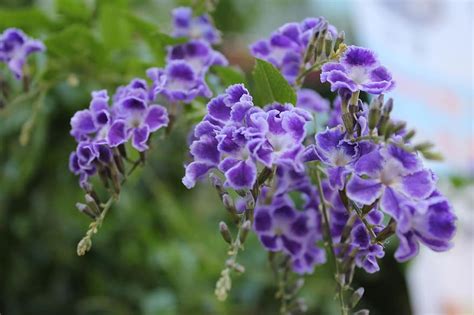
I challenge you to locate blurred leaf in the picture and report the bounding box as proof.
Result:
[127,13,186,66]
[55,0,92,22]
[99,4,131,49]
[44,25,105,79]
[212,65,246,86]
[250,59,296,106]
[0,8,54,31]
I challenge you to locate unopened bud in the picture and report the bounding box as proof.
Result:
[342,112,355,133]
[233,263,245,273]
[414,142,434,151]
[351,287,365,308]
[384,121,395,140]
[222,194,236,213]
[368,105,381,131]
[383,98,394,114]
[85,194,101,215]
[392,121,406,134]
[210,173,224,194]
[324,33,333,57]
[118,143,127,159]
[219,221,232,244]
[76,202,97,219]
[403,129,416,142]
[239,220,251,244]
[315,25,328,59]
[334,31,345,52]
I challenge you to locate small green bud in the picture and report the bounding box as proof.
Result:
[76,202,97,219]
[392,121,406,134]
[383,98,394,114]
[351,287,365,308]
[324,33,334,57]
[239,220,251,244]
[368,105,381,130]
[334,31,345,52]
[85,194,101,216]
[219,221,232,244]
[342,112,355,133]
[403,129,416,142]
[413,142,434,151]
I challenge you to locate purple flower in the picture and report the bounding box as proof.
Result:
[107,79,169,151]
[69,141,112,188]
[296,88,330,114]
[250,18,336,84]
[394,191,456,262]
[346,144,435,218]
[147,61,212,103]
[182,84,311,190]
[172,7,221,44]
[253,193,315,257]
[291,234,326,275]
[321,45,395,95]
[167,40,227,75]
[70,90,112,142]
[0,28,45,79]
[312,126,358,190]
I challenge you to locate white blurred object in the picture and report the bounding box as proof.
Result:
[352,0,474,175]
[352,1,474,314]
[407,183,474,315]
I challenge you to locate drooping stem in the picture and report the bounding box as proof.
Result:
[313,166,349,315]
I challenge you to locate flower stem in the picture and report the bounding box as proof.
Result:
[313,166,349,315]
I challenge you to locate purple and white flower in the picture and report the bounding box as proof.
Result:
[394,191,456,262]
[172,7,221,44]
[147,61,212,103]
[321,45,395,95]
[167,40,227,75]
[250,18,336,84]
[182,84,311,190]
[0,28,45,79]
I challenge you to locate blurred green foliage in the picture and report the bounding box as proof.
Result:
[0,1,414,314]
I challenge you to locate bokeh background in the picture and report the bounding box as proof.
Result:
[0,0,472,314]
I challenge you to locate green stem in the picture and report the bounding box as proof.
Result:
[313,166,348,315]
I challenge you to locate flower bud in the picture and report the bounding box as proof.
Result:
[334,31,345,52]
[392,121,406,134]
[414,142,434,151]
[210,173,224,194]
[76,202,97,219]
[315,25,328,60]
[383,98,394,114]
[351,287,365,308]
[342,112,355,133]
[219,221,232,244]
[403,129,416,142]
[239,220,251,244]
[324,33,334,57]
[85,194,101,216]
[222,194,236,213]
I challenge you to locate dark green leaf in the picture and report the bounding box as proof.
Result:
[250,59,296,106]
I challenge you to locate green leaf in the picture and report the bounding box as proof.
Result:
[99,4,131,49]
[250,59,296,106]
[212,65,246,86]
[0,8,55,32]
[126,13,187,67]
[55,0,92,22]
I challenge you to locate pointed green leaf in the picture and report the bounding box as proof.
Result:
[250,59,296,106]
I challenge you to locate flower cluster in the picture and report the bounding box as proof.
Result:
[183,14,457,313]
[250,17,337,84]
[0,28,45,79]
[172,7,221,45]
[69,78,169,189]
[147,7,227,104]
[182,84,310,190]
[254,169,326,275]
